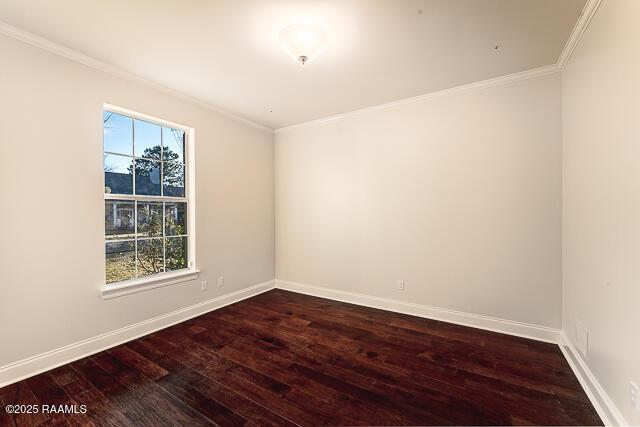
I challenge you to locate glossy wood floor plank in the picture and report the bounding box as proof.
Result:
[0,289,601,426]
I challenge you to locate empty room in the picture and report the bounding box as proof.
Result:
[0,0,638,425]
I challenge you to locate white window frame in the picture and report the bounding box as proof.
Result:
[100,104,198,299]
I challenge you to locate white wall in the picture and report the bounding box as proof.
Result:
[562,1,640,424]
[4,6,638,422]
[0,34,274,367]
[275,73,563,328]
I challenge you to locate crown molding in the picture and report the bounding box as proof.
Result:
[2,0,601,135]
[557,0,602,70]
[0,21,273,133]
[275,0,601,134]
[276,63,561,133]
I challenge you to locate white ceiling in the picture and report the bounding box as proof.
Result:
[0,0,586,129]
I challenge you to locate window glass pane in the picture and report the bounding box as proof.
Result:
[104,154,133,194]
[105,200,135,239]
[134,119,161,159]
[106,241,135,283]
[137,202,163,237]
[163,161,185,197]
[165,202,187,236]
[136,238,164,277]
[165,236,188,271]
[103,109,191,284]
[103,112,132,156]
[135,158,161,195]
[162,127,184,163]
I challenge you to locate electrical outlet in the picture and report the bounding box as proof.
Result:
[200,281,207,292]
[397,280,405,291]
[217,276,224,287]
[630,381,638,409]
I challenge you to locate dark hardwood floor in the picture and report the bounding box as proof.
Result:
[0,289,601,426]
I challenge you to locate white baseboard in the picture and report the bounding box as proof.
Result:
[1,277,623,427]
[274,280,628,425]
[558,331,627,426]
[0,280,275,388]
[274,279,561,344]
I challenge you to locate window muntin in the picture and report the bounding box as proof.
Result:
[104,153,134,195]
[103,112,133,155]
[105,200,135,239]
[103,109,190,284]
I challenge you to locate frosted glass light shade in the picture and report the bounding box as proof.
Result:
[278,24,327,65]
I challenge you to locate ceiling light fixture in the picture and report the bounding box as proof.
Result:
[278,24,328,65]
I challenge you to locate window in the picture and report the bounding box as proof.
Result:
[103,106,193,285]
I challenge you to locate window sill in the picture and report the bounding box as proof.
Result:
[100,269,200,299]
